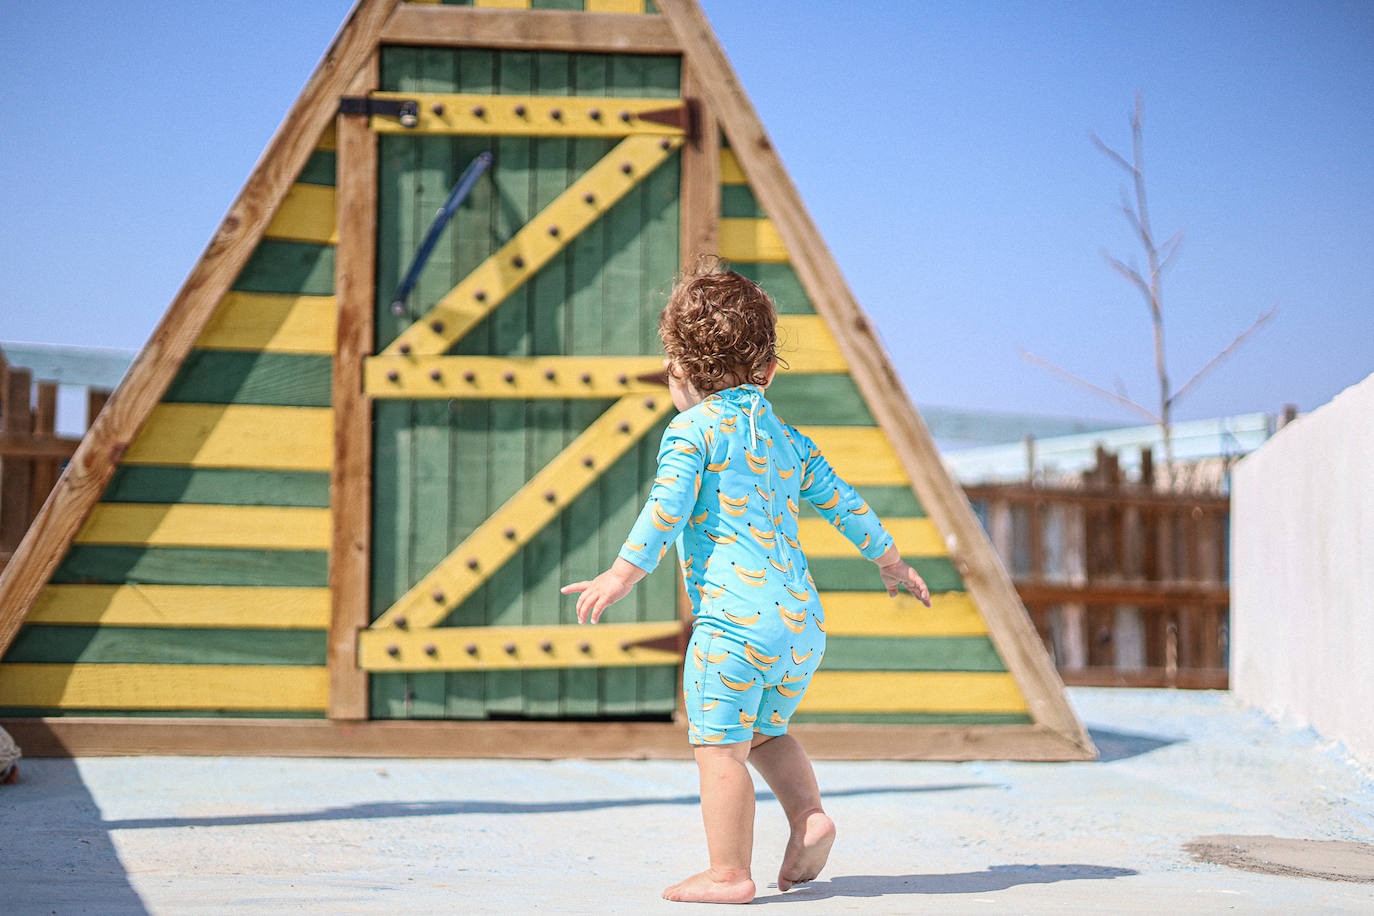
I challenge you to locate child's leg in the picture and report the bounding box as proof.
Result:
[749,734,836,891]
[661,742,757,904]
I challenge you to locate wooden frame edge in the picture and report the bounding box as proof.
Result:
[2,718,1094,761]
[654,0,1095,758]
[0,0,402,660]
[327,55,381,720]
[381,5,680,54]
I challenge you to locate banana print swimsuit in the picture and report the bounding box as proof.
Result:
[618,383,893,745]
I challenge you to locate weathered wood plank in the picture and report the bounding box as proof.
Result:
[0,664,327,710]
[6,626,326,666]
[264,183,339,244]
[359,620,681,672]
[194,292,337,355]
[122,405,333,472]
[52,546,328,588]
[163,351,333,406]
[802,671,1027,714]
[821,591,986,637]
[718,217,787,262]
[820,635,1007,672]
[102,467,331,507]
[75,503,332,551]
[381,5,680,54]
[29,584,330,628]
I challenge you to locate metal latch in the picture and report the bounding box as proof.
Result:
[339,96,420,128]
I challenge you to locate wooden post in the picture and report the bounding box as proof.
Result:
[0,368,33,554]
[30,382,59,524]
[328,54,380,721]
[679,59,719,267]
[1058,501,1088,669]
[86,388,110,429]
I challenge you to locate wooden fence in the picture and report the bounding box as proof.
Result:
[965,447,1230,689]
[0,350,108,568]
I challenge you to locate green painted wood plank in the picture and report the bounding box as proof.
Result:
[232,240,334,297]
[721,184,766,219]
[768,374,875,426]
[102,467,331,507]
[819,636,1007,672]
[730,262,813,314]
[808,556,964,592]
[6,626,326,666]
[298,149,337,187]
[162,351,332,407]
[53,547,328,588]
[533,0,582,10]
[791,711,1034,726]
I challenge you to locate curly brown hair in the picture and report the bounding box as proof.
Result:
[659,266,780,394]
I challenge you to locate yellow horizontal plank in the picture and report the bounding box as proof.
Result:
[264,183,338,245]
[388,134,683,357]
[359,621,680,672]
[720,218,788,263]
[474,0,530,8]
[366,356,665,399]
[375,395,674,629]
[586,0,646,12]
[76,504,332,551]
[317,122,337,152]
[0,664,327,711]
[776,315,847,373]
[123,405,333,472]
[796,517,943,558]
[802,671,1027,714]
[720,148,746,184]
[195,292,337,354]
[369,92,685,136]
[30,585,330,629]
[820,591,988,637]
[793,426,909,487]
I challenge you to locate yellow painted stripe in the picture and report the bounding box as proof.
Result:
[195,292,337,354]
[474,0,530,8]
[586,0,647,13]
[388,135,683,357]
[720,148,746,184]
[802,671,1027,714]
[366,355,666,399]
[375,395,674,629]
[820,591,988,637]
[360,621,680,672]
[317,122,337,152]
[124,405,333,472]
[796,517,943,558]
[0,664,327,711]
[720,218,788,262]
[76,504,332,551]
[264,183,337,245]
[794,426,909,487]
[30,585,330,628]
[776,315,846,372]
[369,93,686,137]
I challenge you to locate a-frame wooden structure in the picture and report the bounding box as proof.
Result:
[0,0,1093,761]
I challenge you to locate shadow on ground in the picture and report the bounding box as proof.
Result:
[0,759,149,914]
[753,864,1139,902]
[102,782,999,830]
[1087,726,1182,762]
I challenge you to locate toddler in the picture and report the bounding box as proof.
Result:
[562,267,930,904]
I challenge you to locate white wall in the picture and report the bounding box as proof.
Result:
[1232,372,1374,767]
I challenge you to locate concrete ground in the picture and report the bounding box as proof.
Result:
[3,688,1373,915]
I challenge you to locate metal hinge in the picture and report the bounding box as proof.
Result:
[339,96,420,128]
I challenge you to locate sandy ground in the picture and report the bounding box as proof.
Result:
[3,688,1374,915]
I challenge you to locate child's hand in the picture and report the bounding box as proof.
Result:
[876,553,932,606]
[561,558,645,623]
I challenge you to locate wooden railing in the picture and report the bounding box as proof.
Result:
[0,350,108,568]
[965,447,1230,689]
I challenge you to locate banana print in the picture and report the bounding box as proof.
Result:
[744,450,768,473]
[791,647,814,665]
[800,469,816,491]
[669,418,692,429]
[718,416,737,432]
[813,615,827,633]
[706,455,731,472]
[778,603,808,634]
[719,671,756,692]
[778,465,795,479]
[769,711,787,727]
[733,564,768,587]
[696,582,725,600]
[625,540,646,552]
[775,681,804,698]
[852,500,871,515]
[654,474,678,486]
[690,509,708,525]
[815,488,841,511]
[859,533,871,550]
[706,530,738,545]
[787,496,800,518]
[721,608,760,626]
[719,491,749,516]
[782,531,802,549]
[768,557,792,574]
[701,699,719,711]
[672,442,699,454]
[755,484,770,501]
[748,523,776,549]
[703,427,715,450]
[651,504,683,531]
[784,583,811,601]
[692,645,706,670]
[739,709,758,728]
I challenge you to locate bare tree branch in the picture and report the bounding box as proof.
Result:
[1020,349,1162,423]
[1168,305,1279,406]
[1157,229,1184,272]
[1102,252,1151,298]
[1090,131,1135,174]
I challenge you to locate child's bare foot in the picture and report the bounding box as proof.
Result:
[778,809,835,891]
[661,867,755,904]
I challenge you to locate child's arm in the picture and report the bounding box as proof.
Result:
[789,425,932,606]
[561,413,707,623]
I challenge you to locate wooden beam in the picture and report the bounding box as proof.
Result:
[0,368,33,553]
[365,93,687,136]
[656,0,1094,757]
[380,4,680,55]
[0,434,81,461]
[680,59,720,264]
[0,0,401,661]
[328,54,379,721]
[1015,579,1230,607]
[1,718,1095,761]
[358,620,682,672]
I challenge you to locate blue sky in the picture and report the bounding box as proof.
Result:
[2,1,1370,426]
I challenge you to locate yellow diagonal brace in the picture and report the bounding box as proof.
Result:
[358,621,681,672]
[372,393,675,630]
[368,93,687,137]
[384,134,684,357]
